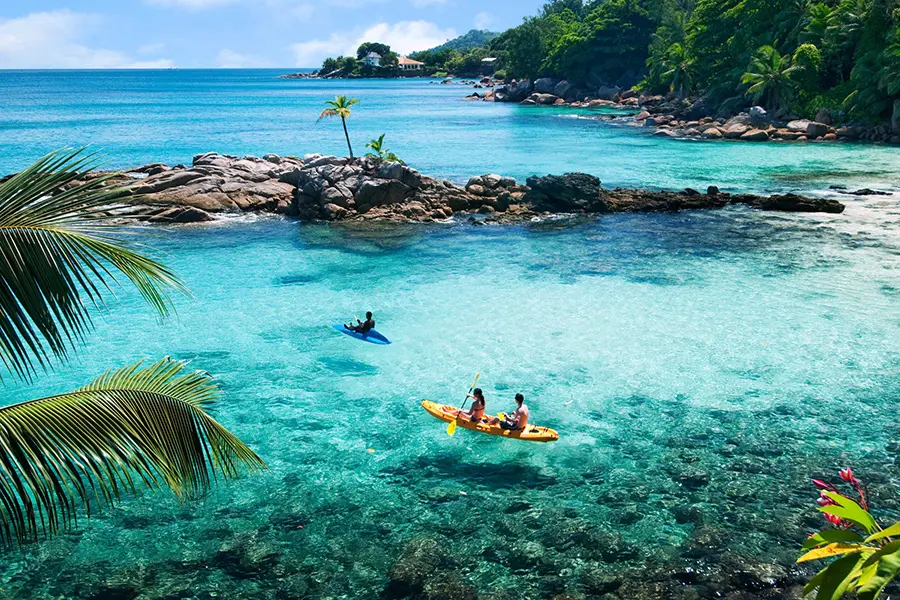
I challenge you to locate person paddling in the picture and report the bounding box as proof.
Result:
[346,312,375,334]
[462,388,486,422]
[499,393,529,431]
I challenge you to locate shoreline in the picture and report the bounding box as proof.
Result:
[464,78,900,146]
[101,153,847,226]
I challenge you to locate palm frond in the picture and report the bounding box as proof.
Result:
[0,148,188,382]
[318,108,338,122]
[0,357,265,548]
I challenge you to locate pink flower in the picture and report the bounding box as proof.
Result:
[812,479,832,490]
[824,513,844,526]
[817,493,836,507]
[840,468,854,482]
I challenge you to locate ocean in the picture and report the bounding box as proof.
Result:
[0,69,898,600]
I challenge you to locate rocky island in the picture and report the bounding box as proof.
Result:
[105,152,845,226]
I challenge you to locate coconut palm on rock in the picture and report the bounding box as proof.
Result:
[318,95,360,158]
[0,148,264,548]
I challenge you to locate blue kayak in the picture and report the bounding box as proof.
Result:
[332,324,391,345]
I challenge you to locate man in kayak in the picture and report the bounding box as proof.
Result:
[346,312,375,334]
[499,394,529,431]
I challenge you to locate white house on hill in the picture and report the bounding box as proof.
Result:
[398,56,425,71]
[363,52,382,67]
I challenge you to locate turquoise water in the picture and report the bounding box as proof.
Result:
[2,70,900,195]
[1,211,898,599]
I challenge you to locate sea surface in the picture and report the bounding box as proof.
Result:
[0,212,898,599]
[2,69,900,197]
[0,70,899,599]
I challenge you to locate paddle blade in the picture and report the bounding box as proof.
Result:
[447,419,458,436]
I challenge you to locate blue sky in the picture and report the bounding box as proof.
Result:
[0,0,545,69]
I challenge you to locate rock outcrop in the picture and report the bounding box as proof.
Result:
[127,152,300,215]
[525,173,606,212]
[95,153,845,225]
[288,154,469,222]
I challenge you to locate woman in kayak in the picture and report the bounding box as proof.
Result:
[346,312,375,334]
[463,388,486,422]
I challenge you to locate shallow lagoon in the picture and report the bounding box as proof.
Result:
[1,207,898,599]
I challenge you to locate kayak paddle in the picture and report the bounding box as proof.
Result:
[448,373,480,436]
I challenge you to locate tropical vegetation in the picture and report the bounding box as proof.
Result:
[365,134,404,163]
[320,43,399,77]
[318,95,359,158]
[801,468,900,600]
[0,148,264,548]
[419,29,499,54]
[401,0,900,121]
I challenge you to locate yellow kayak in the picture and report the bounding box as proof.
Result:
[421,400,559,443]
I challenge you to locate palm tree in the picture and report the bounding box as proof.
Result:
[661,43,694,98]
[318,95,360,159]
[0,148,264,547]
[800,2,833,45]
[741,45,800,111]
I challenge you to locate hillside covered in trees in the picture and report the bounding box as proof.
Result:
[447,0,900,121]
[422,30,500,54]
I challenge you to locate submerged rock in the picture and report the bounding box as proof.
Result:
[385,537,452,597]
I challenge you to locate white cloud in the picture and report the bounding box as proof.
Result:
[216,48,269,68]
[145,0,237,9]
[359,21,455,54]
[0,11,175,69]
[290,35,347,67]
[290,20,455,67]
[474,11,492,29]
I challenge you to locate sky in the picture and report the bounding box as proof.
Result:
[0,0,546,69]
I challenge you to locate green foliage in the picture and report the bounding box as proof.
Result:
[802,470,900,600]
[0,150,262,548]
[0,358,265,548]
[552,0,658,85]
[325,0,900,121]
[0,148,187,381]
[417,29,500,54]
[740,44,799,111]
[792,43,824,90]
[365,134,404,164]
[321,55,358,75]
[654,42,694,96]
[541,0,588,18]
[357,42,391,60]
[792,79,852,116]
[498,17,555,79]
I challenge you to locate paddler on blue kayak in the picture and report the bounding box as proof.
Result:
[345,312,375,334]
